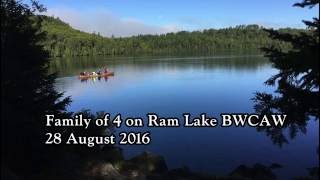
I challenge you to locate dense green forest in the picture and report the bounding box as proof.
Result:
[40,15,304,57]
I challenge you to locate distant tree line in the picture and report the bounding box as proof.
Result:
[39,16,303,57]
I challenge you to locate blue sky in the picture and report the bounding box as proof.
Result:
[34,0,318,37]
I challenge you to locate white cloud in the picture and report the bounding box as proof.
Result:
[44,7,181,37]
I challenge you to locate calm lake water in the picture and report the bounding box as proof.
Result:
[51,55,319,179]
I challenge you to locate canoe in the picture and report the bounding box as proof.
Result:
[79,72,114,79]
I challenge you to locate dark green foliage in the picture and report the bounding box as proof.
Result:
[253,0,319,146]
[229,163,279,180]
[1,3,116,178]
[0,3,117,177]
[294,0,319,7]
[39,15,301,57]
[1,0,70,176]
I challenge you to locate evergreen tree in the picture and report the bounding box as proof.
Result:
[1,0,70,176]
[253,0,319,146]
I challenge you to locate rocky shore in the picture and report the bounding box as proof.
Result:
[81,147,281,180]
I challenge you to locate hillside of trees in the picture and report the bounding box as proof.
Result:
[40,15,304,57]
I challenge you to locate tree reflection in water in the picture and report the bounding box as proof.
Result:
[80,76,110,83]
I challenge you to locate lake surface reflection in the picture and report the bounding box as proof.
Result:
[51,55,319,179]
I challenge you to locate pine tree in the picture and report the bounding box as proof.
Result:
[253,0,319,146]
[1,0,70,176]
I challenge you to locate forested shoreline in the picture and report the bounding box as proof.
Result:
[40,15,304,57]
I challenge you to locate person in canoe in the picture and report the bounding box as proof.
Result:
[79,68,113,79]
[80,71,88,76]
[104,66,108,73]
